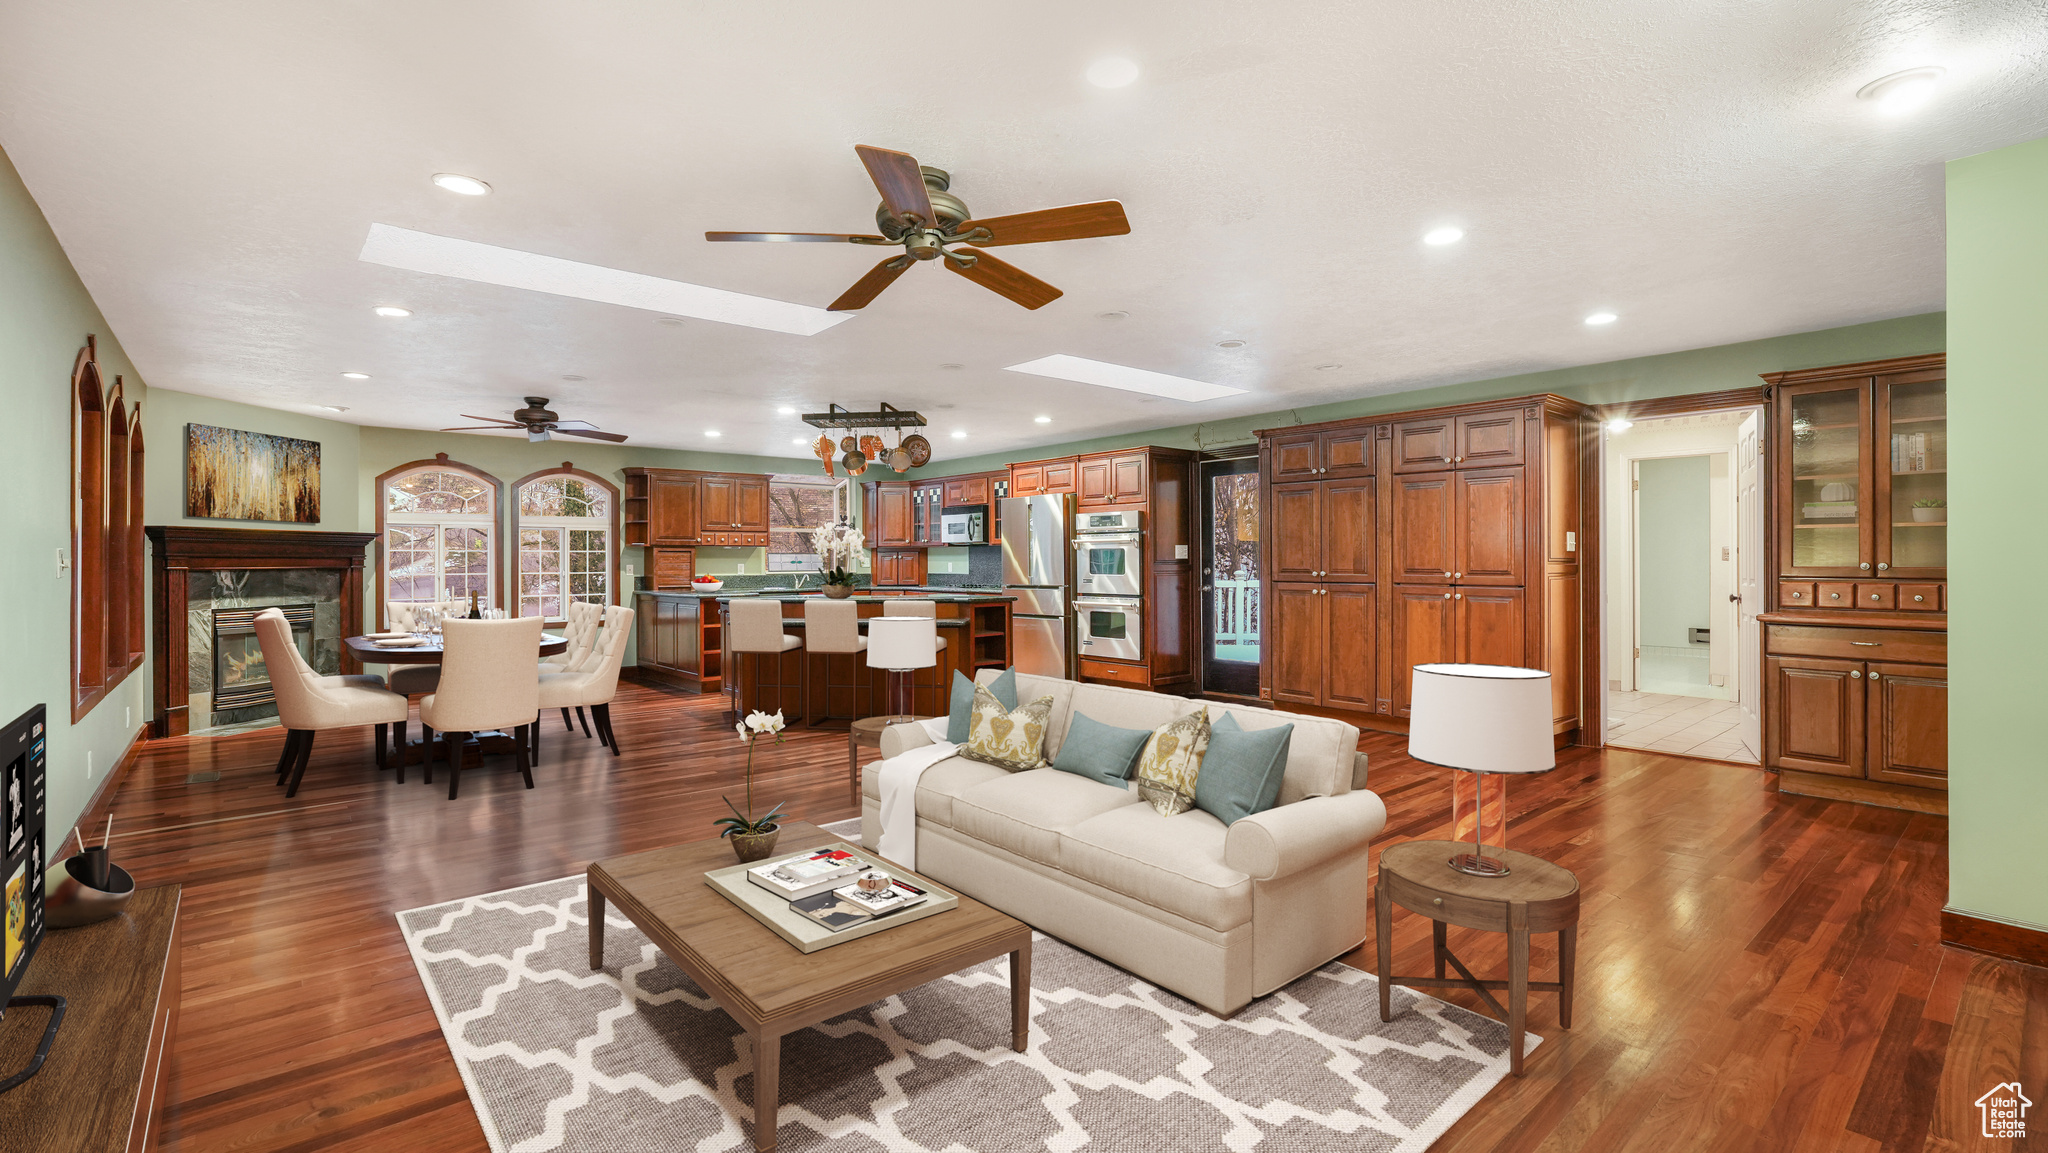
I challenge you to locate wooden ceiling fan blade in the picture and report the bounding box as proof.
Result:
[855,145,935,227]
[705,231,889,243]
[557,428,629,442]
[956,201,1130,246]
[441,425,522,431]
[945,247,1062,310]
[828,255,913,312]
[456,415,522,425]
[549,419,600,431]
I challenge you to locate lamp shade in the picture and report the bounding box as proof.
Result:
[866,616,937,671]
[1407,664,1555,774]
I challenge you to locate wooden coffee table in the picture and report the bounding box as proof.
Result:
[586,820,1032,1151]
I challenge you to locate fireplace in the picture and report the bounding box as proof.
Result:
[211,605,314,712]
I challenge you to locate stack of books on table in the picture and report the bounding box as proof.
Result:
[791,877,933,932]
[707,843,959,953]
[746,848,867,900]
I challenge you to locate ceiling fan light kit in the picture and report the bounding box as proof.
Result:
[708,144,1131,312]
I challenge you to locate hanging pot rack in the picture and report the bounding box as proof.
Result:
[800,401,927,430]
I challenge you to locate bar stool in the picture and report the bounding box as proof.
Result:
[802,598,867,725]
[866,616,940,721]
[883,599,948,652]
[728,599,802,720]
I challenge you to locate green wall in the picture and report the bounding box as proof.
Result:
[1635,456,1712,650]
[0,146,153,844]
[1947,136,2048,931]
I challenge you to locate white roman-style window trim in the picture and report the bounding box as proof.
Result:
[379,457,500,617]
[511,467,618,622]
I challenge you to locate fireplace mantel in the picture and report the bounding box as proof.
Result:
[146,526,375,737]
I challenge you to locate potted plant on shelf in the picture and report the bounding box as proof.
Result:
[1911,499,1946,523]
[718,709,787,862]
[811,521,866,599]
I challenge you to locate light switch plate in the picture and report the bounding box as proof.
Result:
[1175,544,1189,559]
[1565,531,1576,552]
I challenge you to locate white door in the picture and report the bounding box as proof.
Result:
[1734,412,1763,757]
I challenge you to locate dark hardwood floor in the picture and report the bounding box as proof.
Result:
[82,676,2031,1152]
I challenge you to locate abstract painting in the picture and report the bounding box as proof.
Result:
[185,423,322,523]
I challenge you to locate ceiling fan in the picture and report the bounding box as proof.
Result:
[441,397,627,443]
[707,145,1130,312]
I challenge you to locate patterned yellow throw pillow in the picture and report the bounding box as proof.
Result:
[960,683,1054,771]
[1134,710,1212,816]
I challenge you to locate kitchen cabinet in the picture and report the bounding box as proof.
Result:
[943,476,991,506]
[624,467,771,549]
[1268,582,1376,710]
[735,477,768,531]
[873,548,926,586]
[650,547,694,589]
[1078,457,1112,505]
[911,483,943,544]
[1387,584,1526,717]
[1077,451,1147,507]
[1764,655,1864,777]
[700,475,735,530]
[1270,477,1376,584]
[1391,473,1456,583]
[649,473,699,545]
[1010,458,1078,497]
[1761,622,1947,795]
[865,482,915,548]
[1454,469,1525,585]
[1392,411,1525,473]
[1866,661,1948,789]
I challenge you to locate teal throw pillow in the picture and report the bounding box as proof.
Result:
[948,667,1016,744]
[1194,712,1293,826]
[1050,711,1153,787]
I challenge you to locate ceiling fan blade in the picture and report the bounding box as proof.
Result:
[705,231,890,244]
[945,247,1063,310]
[955,201,1130,247]
[557,428,629,442]
[828,255,913,312]
[441,425,524,431]
[549,419,600,431]
[855,145,935,227]
[457,415,522,426]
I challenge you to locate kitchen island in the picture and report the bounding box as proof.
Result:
[633,588,1012,722]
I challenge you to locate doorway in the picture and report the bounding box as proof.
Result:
[1199,456,1261,697]
[1603,409,1762,763]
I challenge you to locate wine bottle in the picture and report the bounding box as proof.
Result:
[468,590,481,619]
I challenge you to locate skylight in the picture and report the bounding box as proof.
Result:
[356,224,852,337]
[1003,354,1247,402]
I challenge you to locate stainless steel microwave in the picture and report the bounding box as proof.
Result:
[940,509,986,544]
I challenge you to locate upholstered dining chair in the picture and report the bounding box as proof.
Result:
[418,616,543,800]
[728,598,802,721]
[536,605,635,759]
[380,600,461,698]
[254,608,408,798]
[542,600,606,739]
[882,599,948,652]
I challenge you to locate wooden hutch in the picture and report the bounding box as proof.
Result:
[1758,354,1948,812]
[1255,395,1598,742]
[862,468,1013,587]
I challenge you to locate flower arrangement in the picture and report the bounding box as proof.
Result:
[717,710,786,848]
[810,521,866,589]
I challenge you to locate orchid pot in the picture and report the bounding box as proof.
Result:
[718,709,788,863]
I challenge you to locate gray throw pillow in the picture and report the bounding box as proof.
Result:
[1194,712,1293,826]
[1050,711,1153,787]
[948,667,1016,743]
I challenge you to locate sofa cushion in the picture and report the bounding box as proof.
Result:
[951,769,1139,867]
[1050,711,1152,786]
[1061,804,1253,933]
[950,667,1016,743]
[1134,709,1212,817]
[863,755,1010,828]
[961,685,1055,771]
[1204,702,1357,804]
[1194,714,1293,826]
[984,669,1079,756]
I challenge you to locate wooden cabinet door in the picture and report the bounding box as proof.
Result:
[1392,584,1458,717]
[1392,472,1456,583]
[1455,468,1525,585]
[649,474,699,544]
[910,487,930,544]
[700,475,736,529]
[1867,662,1947,789]
[872,484,914,547]
[1268,583,1323,706]
[1764,655,1864,776]
[1323,585,1377,709]
[735,477,768,531]
[1321,476,1375,582]
[1011,465,1045,495]
[1270,432,1320,480]
[1078,458,1113,505]
[1457,587,1525,667]
[1392,418,1456,473]
[1111,453,1146,501]
[650,547,694,589]
[1268,483,1323,582]
[1456,410,1525,468]
[1777,378,1874,578]
[1320,427,1376,477]
[1043,460,1078,494]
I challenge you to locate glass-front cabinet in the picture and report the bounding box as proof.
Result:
[1877,367,1947,577]
[1782,381,1871,575]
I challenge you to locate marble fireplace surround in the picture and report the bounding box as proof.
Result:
[146,526,375,738]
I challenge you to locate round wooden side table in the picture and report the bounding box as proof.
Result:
[1373,839,1580,1076]
[848,716,932,806]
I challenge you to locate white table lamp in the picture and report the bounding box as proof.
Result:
[865,616,937,721]
[1407,663,1555,877]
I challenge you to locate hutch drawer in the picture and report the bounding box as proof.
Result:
[1766,624,1946,665]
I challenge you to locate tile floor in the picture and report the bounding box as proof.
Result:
[1634,644,1733,700]
[1607,690,1758,763]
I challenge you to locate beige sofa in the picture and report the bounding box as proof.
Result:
[861,670,1387,1016]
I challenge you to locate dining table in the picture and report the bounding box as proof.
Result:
[344,631,570,763]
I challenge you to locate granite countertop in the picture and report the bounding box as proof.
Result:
[639,586,1012,603]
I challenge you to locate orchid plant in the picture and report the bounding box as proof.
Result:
[717,709,787,839]
[810,521,867,588]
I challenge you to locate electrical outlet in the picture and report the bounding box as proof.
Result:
[737,563,745,574]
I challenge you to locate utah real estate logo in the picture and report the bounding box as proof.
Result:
[1977,1081,2030,1139]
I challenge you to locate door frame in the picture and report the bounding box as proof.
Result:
[1624,448,1735,698]
[1197,452,1262,699]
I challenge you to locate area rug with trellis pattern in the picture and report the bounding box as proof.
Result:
[398,875,1532,1152]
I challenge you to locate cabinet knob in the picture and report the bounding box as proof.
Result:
[1443,592,1452,600]
[1444,572,1453,578]
[1791,591,1803,599]
[1877,562,1889,572]
[1433,897,1444,907]
[1455,455,1464,463]
[1851,670,1862,679]
[1870,672,1881,681]
[1830,593,1842,600]
[1454,572,1462,579]
[1870,594,1881,602]
[1455,593,1463,600]
[1859,562,1871,571]
[1444,456,1452,464]
[1913,594,1925,602]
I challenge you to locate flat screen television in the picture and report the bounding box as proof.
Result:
[1,703,46,1004]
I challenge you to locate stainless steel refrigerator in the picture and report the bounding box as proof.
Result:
[1000,494,1074,678]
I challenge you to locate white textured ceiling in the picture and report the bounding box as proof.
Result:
[2,2,2044,460]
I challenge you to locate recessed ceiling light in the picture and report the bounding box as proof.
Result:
[1086,57,1141,88]
[1216,339,1247,349]
[777,405,796,415]
[1606,419,1634,432]
[373,306,411,318]
[319,405,350,413]
[1423,226,1465,246]
[561,374,585,381]
[1584,312,1618,326]
[1315,363,1343,371]
[1005,354,1248,402]
[431,173,491,196]
[357,224,852,337]
[951,429,967,439]
[339,372,369,380]
[1858,66,1945,115]
[1034,415,1052,423]
[705,430,722,438]
[1098,311,1128,321]
[939,362,964,370]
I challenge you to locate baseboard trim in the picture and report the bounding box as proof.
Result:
[1942,908,2048,968]
[1776,768,1948,815]
[69,722,149,848]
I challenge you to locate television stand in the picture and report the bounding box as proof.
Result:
[0,995,66,1093]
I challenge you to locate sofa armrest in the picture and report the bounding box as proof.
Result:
[1352,751,1370,791]
[879,720,936,760]
[1225,790,1388,881]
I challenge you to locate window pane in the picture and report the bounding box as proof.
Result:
[520,476,608,518]
[769,478,840,564]
[389,469,492,515]
[443,526,491,606]
[387,524,438,603]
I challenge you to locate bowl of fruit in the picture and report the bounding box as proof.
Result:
[691,576,725,593]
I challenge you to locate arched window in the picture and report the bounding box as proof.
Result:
[376,454,501,624]
[510,466,617,621]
